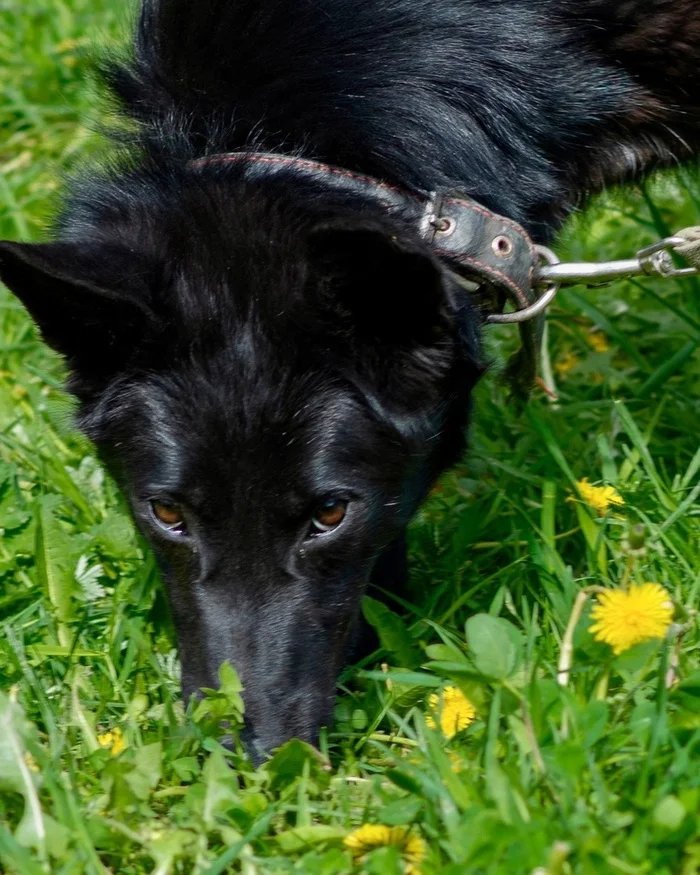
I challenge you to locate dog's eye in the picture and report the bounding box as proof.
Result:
[310,498,348,534]
[151,500,188,536]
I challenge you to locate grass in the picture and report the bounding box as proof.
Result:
[1,2,699,873]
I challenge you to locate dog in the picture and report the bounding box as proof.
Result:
[1,0,698,758]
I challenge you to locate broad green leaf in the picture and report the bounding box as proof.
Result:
[385,769,424,796]
[16,814,70,863]
[465,614,523,680]
[423,643,467,662]
[361,596,421,668]
[217,660,245,715]
[147,829,197,872]
[125,742,162,800]
[0,827,46,875]
[194,661,245,732]
[360,670,442,687]
[265,739,328,794]
[201,748,241,830]
[652,796,686,831]
[34,494,78,644]
[295,848,352,875]
[273,825,346,853]
[365,845,403,875]
[425,660,484,678]
[378,797,423,826]
[573,701,608,748]
[0,694,47,862]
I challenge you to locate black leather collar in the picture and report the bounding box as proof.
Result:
[190,152,543,398]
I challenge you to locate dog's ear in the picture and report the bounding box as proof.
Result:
[309,221,451,348]
[307,221,467,404]
[0,240,156,383]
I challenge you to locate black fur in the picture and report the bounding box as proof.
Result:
[1,0,699,755]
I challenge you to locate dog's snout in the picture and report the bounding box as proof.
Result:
[176,584,346,755]
[239,681,335,755]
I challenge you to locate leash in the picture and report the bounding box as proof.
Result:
[189,152,700,398]
[526,229,700,322]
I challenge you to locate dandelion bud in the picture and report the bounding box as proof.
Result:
[622,522,648,558]
[628,523,647,551]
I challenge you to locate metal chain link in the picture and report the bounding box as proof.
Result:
[491,229,700,324]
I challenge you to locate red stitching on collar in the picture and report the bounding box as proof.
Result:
[434,249,530,307]
[191,151,535,307]
[191,152,422,201]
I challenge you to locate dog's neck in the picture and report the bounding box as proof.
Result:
[106,0,700,241]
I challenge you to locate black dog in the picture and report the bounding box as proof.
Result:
[1,0,698,756]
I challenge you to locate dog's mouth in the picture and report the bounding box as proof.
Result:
[235,722,327,767]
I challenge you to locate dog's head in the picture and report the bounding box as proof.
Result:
[0,169,482,754]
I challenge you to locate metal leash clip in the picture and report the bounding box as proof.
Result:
[486,244,560,324]
[489,230,700,325]
[536,235,699,288]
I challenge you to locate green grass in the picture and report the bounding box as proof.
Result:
[1,2,700,873]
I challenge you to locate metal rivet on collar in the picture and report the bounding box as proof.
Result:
[432,216,457,237]
[492,235,513,257]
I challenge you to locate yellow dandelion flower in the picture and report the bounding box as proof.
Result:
[97,726,126,756]
[569,478,624,516]
[554,350,580,377]
[589,583,674,655]
[24,752,40,773]
[448,750,464,773]
[588,332,610,352]
[344,824,426,874]
[56,38,79,53]
[425,686,476,738]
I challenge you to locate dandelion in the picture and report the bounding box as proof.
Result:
[569,478,624,515]
[24,752,40,773]
[554,350,580,377]
[588,331,610,352]
[425,686,476,738]
[589,583,674,654]
[97,726,126,756]
[448,750,464,773]
[56,38,79,53]
[344,824,426,874]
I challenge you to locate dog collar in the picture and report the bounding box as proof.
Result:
[189,151,549,398]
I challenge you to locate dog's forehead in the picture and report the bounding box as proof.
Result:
[139,361,332,437]
[128,345,385,495]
